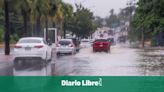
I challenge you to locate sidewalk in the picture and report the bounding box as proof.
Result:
[144,47,164,50]
[141,47,164,57]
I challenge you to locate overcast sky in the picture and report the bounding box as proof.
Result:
[62,0,130,18]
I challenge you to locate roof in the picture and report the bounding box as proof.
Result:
[59,39,73,42]
[19,37,44,40]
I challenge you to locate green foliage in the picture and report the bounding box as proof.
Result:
[0,25,19,43]
[106,9,120,28]
[0,0,96,41]
[10,33,19,43]
[131,0,164,42]
[0,26,4,42]
[66,4,97,38]
[94,16,104,28]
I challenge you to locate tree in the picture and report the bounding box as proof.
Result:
[0,0,3,8]
[94,16,104,28]
[12,0,31,37]
[106,9,120,28]
[67,4,96,38]
[27,0,51,37]
[61,2,73,38]
[131,0,164,47]
[4,0,10,55]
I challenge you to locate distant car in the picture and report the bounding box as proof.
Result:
[13,37,52,70]
[90,39,95,45]
[92,39,110,52]
[100,34,104,37]
[56,39,76,55]
[118,36,127,43]
[107,38,116,45]
[80,39,91,48]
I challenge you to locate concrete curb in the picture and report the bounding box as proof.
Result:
[144,47,164,50]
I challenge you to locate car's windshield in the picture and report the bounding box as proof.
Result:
[18,39,41,43]
[59,41,71,45]
[95,39,108,42]
[81,40,89,43]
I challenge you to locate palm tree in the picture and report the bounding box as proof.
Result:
[0,0,3,8]
[12,0,31,37]
[49,1,73,38]
[61,2,73,38]
[26,0,51,37]
[54,2,64,36]
[49,0,64,32]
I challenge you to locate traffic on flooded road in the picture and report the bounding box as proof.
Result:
[1,42,164,76]
[0,0,164,77]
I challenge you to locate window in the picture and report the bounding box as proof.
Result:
[18,39,41,43]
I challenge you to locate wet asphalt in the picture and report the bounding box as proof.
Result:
[1,45,164,76]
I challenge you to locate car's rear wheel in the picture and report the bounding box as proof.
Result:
[106,50,109,53]
[76,49,80,52]
[56,53,60,56]
[93,49,96,52]
[106,48,110,53]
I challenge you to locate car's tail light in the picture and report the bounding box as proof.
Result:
[34,45,44,48]
[103,42,109,45]
[56,44,60,47]
[14,45,22,48]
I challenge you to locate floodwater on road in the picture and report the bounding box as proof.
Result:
[1,44,164,76]
[138,48,164,76]
[54,45,164,76]
[55,45,141,76]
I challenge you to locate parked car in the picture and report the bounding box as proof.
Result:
[56,39,76,55]
[80,39,91,48]
[13,37,52,70]
[92,39,110,53]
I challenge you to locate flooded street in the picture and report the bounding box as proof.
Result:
[1,45,164,76]
[54,45,164,76]
[55,45,140,76]
[138,48,164,76]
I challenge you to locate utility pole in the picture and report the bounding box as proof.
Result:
[4,0,10,55]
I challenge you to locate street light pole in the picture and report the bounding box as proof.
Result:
[4,0,10,55]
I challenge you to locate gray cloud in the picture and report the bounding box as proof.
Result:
[63,0,129,18]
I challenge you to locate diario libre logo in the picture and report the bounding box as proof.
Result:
[61,78,102,87]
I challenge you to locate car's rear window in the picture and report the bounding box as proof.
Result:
[81,40,89,42]
[18,39,42,43]
[59,41,71,45]
[95,39,108,42]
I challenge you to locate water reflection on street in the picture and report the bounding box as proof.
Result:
[1,45,164,76]
[138,48,164,76]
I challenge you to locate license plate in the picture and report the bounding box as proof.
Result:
[25,47,31,50]
[99,44,103,47]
